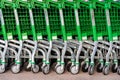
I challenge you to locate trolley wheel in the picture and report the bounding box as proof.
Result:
[55,65,65,74]
[96,63,103,73]
[24,62,31,71]
[7,59,14,69]
[52,62,57,71]
[117,66,120,75]
[88,65,94,75]
[70,65,80,75]
[38,62,43,71]
[111,64,117,73]
[66,61,72,72]
[31,65,39,73]
[81,62,88,72]
[103,65,110,75]
[11,65,20,74]
[0,66,5,74]
[42,65,50,75]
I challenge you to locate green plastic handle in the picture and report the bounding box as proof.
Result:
[76,25,82,41]
[2,25,7,40]
[16,25,22,40]
[61,25,67,40]
[31,25,37,41]
[46,25,52,41]
[107,25,113,41]
[92,26,97,41]
[105,9,112,41]
[90,8,97,41]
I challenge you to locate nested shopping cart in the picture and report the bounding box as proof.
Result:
[78,1,101,75]
[31,0,48,73]
[59,0,91,75]
[0,0,32,74]
[9,0,40,73]
[41,0,68,74]
[32,0,53,74]
[92,0,109,75]
[50,0,79,74]
[41,0,79,74]
[46,1,63,74]
[31,0,61,74]
[0,0,20,73]
[78,1,92,74]
[109,0,120,75]
[61,1,78,74]
[61,0,83,75]
[93,0,116,75]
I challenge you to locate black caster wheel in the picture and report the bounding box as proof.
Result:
[66,61,72,72]
[38,62,43,71]
[31,65,39,73]
[24,62,31,71]
[96,63,103,73]
[88,65,94,75]
[11,65,21,74]
[42,65,50,75]
[52,62,57,71]
[117,66,120,75]
[103,65,110,75]
[81,62,88,72]
[70,65,80,75]
[111,64,117,73]
[0,66,5,74]
[21,59,25,67]
[7,59,14,70]
[55,65,65,74]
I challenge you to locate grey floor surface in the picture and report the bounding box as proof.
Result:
[0,70,119,80]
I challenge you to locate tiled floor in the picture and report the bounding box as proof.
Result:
[0,71,119,80]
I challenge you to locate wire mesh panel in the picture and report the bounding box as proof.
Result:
[94,5,108,39]
[48,6,62,38]
[17,6,32,36]
[78,4,93,38]
[63,6,77,38]
[2,6,16,36]
[109,4,120,39]
[32,6,47,37]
